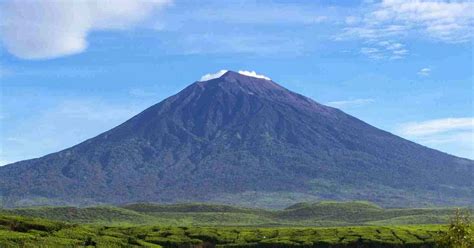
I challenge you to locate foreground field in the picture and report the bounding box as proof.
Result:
[0,213,445,247]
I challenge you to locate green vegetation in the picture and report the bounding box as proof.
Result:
[1,201,468,226]
[436,209,473,248]
[1,206,152,224]
[0,213,448,247]
[1,202,471,247]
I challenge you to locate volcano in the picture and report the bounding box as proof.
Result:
[1,71,472,208]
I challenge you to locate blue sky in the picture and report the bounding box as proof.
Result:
[0,0,473,165]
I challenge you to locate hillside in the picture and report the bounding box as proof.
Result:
[1,201,467,226]
[0,206,152,224]
[1,71,472,208]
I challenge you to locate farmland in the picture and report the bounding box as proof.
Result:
[0,213,447,247]
[1,201,472,247]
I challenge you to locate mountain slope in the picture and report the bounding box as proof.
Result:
[1,71,472,208]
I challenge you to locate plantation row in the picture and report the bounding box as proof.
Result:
[0,213,444,247]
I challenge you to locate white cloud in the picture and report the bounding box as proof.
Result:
[238,70,271,80]
[340,0,474,59]
[187,3,327,25]
[398,117,473,136]
[358,41,408,60]
[169,32,307,56]
[326,98,375,108]
[396,117,474,159]
[345,16,359,25]
[0,0,172,59]
[372,0,474,43]
[417,131,472,145]
[418,68,431,76]
[199,70,271,81]
[199,70,229,81]
[360,47,384,60]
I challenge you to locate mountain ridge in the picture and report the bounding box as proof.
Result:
[1,70,472,208]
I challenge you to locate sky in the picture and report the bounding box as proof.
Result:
[0,0,473,165]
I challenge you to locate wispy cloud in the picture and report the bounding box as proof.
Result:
[416,132,472,145]
[188,4,327,25]
[371,0,474,43]
[0,0,172,59]
[396,117,473,159]
[359,41,409,60]
[360,47,383,60]
[129,88,160,98]
[357,40,409,60]
[157,1,331,56]
[339,0,474,59]
[166,32,307,56]
[326,98,375,108]
[398,117,473,136]
[418,68,431,76]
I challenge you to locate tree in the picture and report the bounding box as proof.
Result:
[436,208,473,248]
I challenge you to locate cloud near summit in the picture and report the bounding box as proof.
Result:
[0,0,172,59]
[238,70,271,80]
[199,70,271,82]
[199,70,229,82]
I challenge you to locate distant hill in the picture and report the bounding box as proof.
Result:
[0,70,472,208]
[1,201,467,226]
[1,206,151,224]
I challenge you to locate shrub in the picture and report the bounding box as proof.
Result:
[83,236,97,246]
[436,208,473,248]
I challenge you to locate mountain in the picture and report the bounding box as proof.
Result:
[1,71,472,208]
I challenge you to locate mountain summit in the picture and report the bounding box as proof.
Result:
[1,71,472,208]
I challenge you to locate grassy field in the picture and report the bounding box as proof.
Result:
[0,213,447,247]
[0,201,465,226]
[1,201,470,247]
